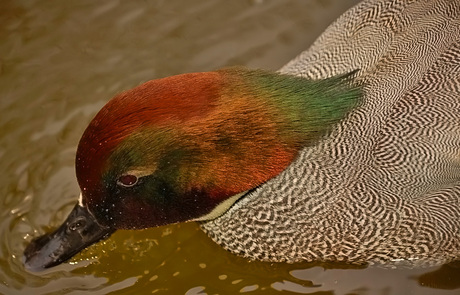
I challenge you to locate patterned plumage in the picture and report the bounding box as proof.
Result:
[202,0,460,266]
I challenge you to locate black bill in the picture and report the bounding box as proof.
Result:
[23,203,115,272]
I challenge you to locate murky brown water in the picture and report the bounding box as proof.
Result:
[1,0,459,294]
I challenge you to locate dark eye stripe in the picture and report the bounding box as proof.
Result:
[117,174,138,187]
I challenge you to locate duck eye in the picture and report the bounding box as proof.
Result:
[117,174,138,187]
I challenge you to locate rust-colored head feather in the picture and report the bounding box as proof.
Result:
[75,67,360,228]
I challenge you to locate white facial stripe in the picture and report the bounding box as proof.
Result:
[78,192,83,207]
[123,167,156,178]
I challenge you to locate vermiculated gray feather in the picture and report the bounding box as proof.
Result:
[202,0,460,267]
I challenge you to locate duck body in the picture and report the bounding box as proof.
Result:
[202,0,460,266]
[24,0,459,271]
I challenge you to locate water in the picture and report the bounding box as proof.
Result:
[1,0,459,294]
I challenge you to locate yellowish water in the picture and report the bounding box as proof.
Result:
[1,0,459,294]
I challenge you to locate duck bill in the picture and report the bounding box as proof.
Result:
[23,203,115,272]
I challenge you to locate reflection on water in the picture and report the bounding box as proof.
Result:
[0,0,458,294]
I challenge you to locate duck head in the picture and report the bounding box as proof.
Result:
[23,67,360,271]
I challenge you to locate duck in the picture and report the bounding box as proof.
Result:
[24,0,459,272]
